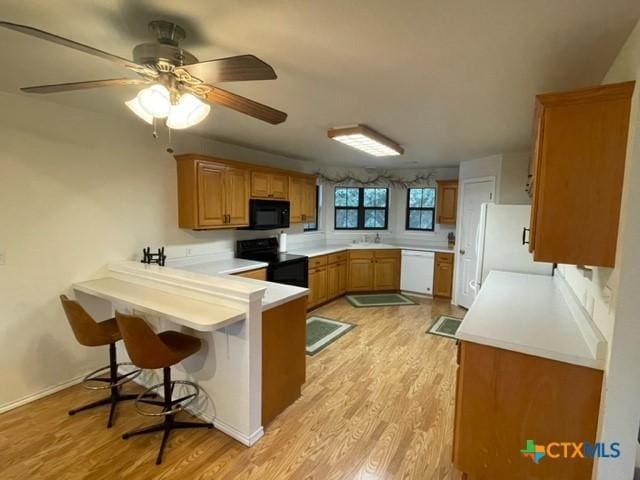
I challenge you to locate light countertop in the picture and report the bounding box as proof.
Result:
[456,271,606,370]
[288,241,454,258]
[73,277,246,332]
[175,261,307,311]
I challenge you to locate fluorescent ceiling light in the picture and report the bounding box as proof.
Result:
[327,124,404,157]
[166,93,211,130]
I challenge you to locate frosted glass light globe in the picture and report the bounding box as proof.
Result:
[167,93,211,129]
[137,84,171,118]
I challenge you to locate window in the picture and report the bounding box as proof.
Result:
[334,187,388,230]
[304,186,320,231]
[406,187,436,231]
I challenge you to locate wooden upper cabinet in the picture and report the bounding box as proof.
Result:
[528,81,634,267]
[225,167,250,226]
[251,171,288,199]
[289,176,317,223]
[176,154,316,230]
[196,162,226,227]
[436,180,458,224]
[176,155,250,230]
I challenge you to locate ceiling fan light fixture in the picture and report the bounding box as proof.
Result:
[124,97,153,124]
[137,84,171,118]
[328,124,404,157]
[166,93,211,129]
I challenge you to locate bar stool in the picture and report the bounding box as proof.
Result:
[115,312,213,465]
[60,295,147,428]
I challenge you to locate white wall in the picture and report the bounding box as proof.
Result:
[590,19,640,480]
[500,152,531,205]
[0,91,311,410]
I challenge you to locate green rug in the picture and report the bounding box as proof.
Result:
[427,315,463,339]
[306,316,355,356]
[346,293,416,308]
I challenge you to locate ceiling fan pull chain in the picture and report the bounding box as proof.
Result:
[152,117,159,139]
[166,126,175,154]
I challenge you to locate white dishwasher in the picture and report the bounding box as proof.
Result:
[400,250,435,295]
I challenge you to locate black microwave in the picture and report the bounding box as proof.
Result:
[248,199,290,230]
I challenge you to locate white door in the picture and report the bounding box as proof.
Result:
[455,177,495,308]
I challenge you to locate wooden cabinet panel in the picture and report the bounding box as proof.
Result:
[196,163,226,227]
[290,176,317,223]
[454,341,602,480]
[327,262,341,300]
[374,257,399,290]
[308,266,328,308]
[251,172,289,199]
[528,81,634,267]
[251,172,270,198]
[289,176,304,223]
[434,253,454,299]
[301,178,317,222]
[225,167,250,226]
[338,261,347,295]
[234,268,267,281]
[270,174,288,199]
[437,180,458,224]
[309,255,327,269]
[327,251,348,265]
[347,251,375,291]
[262,296,306,425]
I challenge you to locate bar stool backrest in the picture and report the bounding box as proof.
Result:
[60,295,116,347]
[115,312,176,370]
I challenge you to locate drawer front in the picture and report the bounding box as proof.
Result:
[435,252,454,264]
[327,251,347,264]
[374,249,400,259]
[349,249,375,260]
[309,255,327,269]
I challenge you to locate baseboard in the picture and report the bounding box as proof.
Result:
[0,370,93,415]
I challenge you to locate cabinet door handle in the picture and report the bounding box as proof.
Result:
[522,227,530,245]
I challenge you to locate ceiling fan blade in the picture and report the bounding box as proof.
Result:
[178,55,277,83]
[21,78,150,94]
[205,87,287,125]
[0,21,142,70]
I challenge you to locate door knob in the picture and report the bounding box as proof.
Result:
[460,249,466,255]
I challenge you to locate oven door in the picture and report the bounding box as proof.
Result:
[249,200,290,230]
[268,259,308,288]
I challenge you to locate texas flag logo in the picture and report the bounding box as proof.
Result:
[521,439,546,464]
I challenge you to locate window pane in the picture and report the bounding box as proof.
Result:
[409,188,423,208]
[408,210,421,229]
[422,188,436,208]
[364,188,387,207]
[364,209,385,228]
[346,188,359,207]
[335,188,347,207]
[420,210,434,230]
[336,209,358,229]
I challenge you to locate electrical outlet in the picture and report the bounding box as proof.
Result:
[0,251,5,266]
[186,247,193,256]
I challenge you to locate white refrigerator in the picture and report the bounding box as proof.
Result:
[474,203,553,290]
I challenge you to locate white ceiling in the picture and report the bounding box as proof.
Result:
[1,0,638,167]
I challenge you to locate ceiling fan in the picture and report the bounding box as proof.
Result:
[0,20,288,128]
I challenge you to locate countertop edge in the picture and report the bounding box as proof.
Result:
[455,332,605,371]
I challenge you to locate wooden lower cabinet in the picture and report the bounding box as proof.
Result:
[347,251,375,291]
[233,268,267,281]
[327,261,347,299]
[262,297,307,425]
[433,252,454,299]
[453,341,603,480]
[308,263,328,308]
[373,250,400,290]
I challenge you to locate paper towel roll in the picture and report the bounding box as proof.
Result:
[278,232,287,252]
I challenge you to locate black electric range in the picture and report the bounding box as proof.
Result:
[236,238,308,288]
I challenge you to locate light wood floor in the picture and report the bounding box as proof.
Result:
[0,296,466,480]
